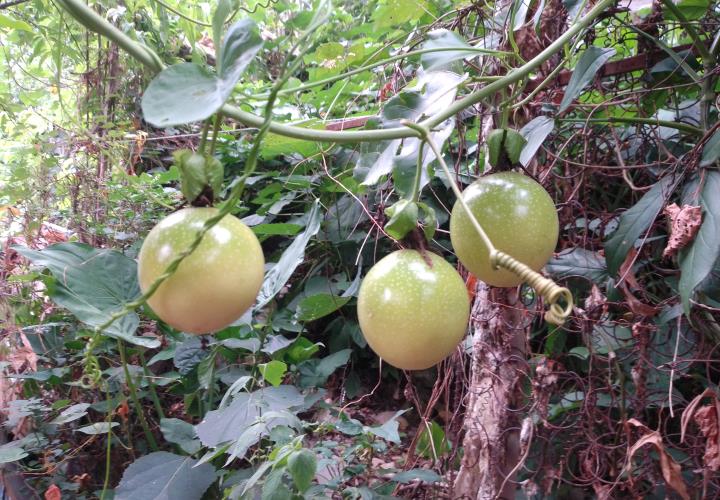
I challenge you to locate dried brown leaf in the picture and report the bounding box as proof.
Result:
[694,405,720,471]
[627,419,690,500]
[663,203,702,258]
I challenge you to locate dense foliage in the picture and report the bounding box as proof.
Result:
[2,0,720,498]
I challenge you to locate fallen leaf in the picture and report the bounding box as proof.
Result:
[663,203,702,258]
[693,405,720,471]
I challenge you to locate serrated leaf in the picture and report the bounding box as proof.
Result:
[296,294,351,321]
[519,116,554,166]
[256,200,322,310]
[115,452,215,500]
[13,243,157,348]
[546,248,609,282]
[288,449,316,492]
[604,175,677,276]
[258,360,287,387]
[560,47,615,113]
[679,171,720,314]
[160,418,201,455]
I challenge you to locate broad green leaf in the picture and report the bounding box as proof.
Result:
[298,349,351,387]
[197,386,306,448]
[142,20,262,126]
[0,443,27,464]
[258,360,288,386]
[700,129,720,167]
[420,30,478,70]
[415,421,451,459]
[284,337,320,364]
[212,0,235,60]
[160,418,202,454]
[252,223,303,236]
[51,403,90,425]
[366,409,408,443]
[76,422,119,435]
[604,175,677,276]
[256,200,322,309]
[262,469,293,500]
[559,47,615,113]
[14,243,157,348]
[197,349,217,390]
[373,0,428,30]
[115,452,215,500]
[0,14,33,32]
[296,294,351,321]
[519,116,554,166]
[664,0,709,20]
[546,248,609,282]
[174,336,208,375]
[679,171,720,314]
[392,469,443,484]
[287,449,317,492]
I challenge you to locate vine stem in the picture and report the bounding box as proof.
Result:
[55,0,615,143]
[118,340,159,451]
[401,120,573,325]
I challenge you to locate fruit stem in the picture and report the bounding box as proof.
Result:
[400,120,574,325]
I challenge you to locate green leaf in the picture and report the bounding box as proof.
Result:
[175,150,207,203]
[372,0,428,30]
[0,14,33,32]
[417,202,437,241]
[415,421,451,459]
[284,337,320,364]
[366,409,407,443]
[115,452,215,500]
[142,20,261,126]
[296,294,351,321]
[51,403,90,425]
[160,418,202,455]
[519,116,554,166]
[258,360,288,387]
[420,29,478,71]
[679,171,720,314]
[262,469,292,500]
[357,72,463,188]
[197,349,217,391]
[174,336,208,375]
[487,129,526,167]
[287,449,317,493]
[700,129,720,167]
[212,0,235,60]
[664,0,709,20]
[546,248,609,282]
[298,349,351,387]
[0,443,27,464]
[604,175,677,276]
[559,47,615,113]
[14,243,157,348]
[392,468,443,484]
[256,200,322,310]
[252,223,303,236]
[76,422,119,435]
[384,200,419,240]
[205,156,224,199]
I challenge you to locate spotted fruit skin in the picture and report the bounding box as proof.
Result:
[357,250,470,370]
[450,172,559,287]
[138,207,264,334]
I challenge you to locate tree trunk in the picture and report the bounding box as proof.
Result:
[454,285,528,499]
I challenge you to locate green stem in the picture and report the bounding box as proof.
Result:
[198,119,211,154]
[118,340,159,451]
[252,46,511,99]
[558,116,704,135]
[659,0,713,62]
[100,383,112,500]
[140,354,165,420]
[56,0,616,144]
[151,0,212,27]
[409,141,425,203]
[209,113,223,157]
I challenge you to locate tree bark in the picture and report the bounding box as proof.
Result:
[454,285,528,499]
